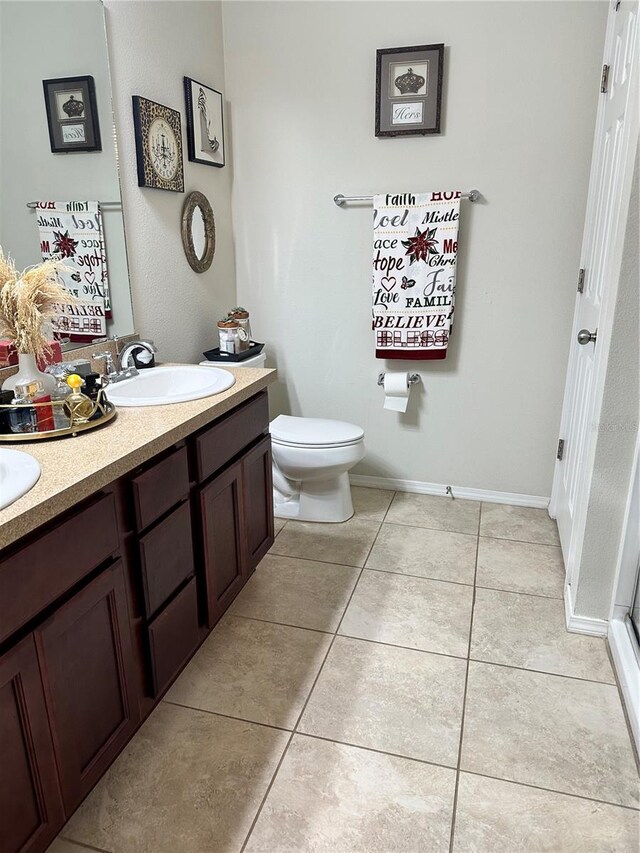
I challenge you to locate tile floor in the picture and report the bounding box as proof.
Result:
[55,487,639,853]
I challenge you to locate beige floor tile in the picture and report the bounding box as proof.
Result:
[351,486,395,520]
[270,516,381,567]
[476,536,564,598]
[299,636,466,766]
[366,523,477,584]
[49,840,98,853]
[230,554,360,631]
[471,587,615,682]
[63,703,289,853]
[274,517,286,535]
[165,615,331,728]
[245,735,456,853]
[480,503,560,545]
[461,661,640,808]
[339,569,473,658]
[386,492,480,534]
[454,773,640,853]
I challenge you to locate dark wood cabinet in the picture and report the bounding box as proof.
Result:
[0,389,274,852]
[0,636,64,853]
[243,435,274,575]
[200,461,246,625]
[34,561,139,814]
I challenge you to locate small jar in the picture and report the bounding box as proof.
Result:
[231,309,251,352]
[217,319,240,354]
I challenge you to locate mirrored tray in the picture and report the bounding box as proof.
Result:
[0,399,117,441]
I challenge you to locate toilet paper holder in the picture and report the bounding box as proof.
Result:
[377,372,421,387]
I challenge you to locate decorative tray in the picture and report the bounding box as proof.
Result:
[202,342,265,362]
[0,399,116,442]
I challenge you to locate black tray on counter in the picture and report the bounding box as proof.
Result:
[203,342,265,363]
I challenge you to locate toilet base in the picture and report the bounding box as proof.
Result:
[274,472,354,523]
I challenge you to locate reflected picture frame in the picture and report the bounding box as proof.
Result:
[42,75,101,153]
[375,44,444,138]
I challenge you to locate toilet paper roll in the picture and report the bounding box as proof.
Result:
[383,372,410,413]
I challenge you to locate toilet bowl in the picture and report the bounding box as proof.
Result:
[270,415,365,523]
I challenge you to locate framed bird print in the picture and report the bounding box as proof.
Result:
[184,77,225,168]
[132,96,184,192]
[375,44,444,137]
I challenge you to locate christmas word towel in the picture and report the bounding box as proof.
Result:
[372,191,461,360]
[36,200,111,340]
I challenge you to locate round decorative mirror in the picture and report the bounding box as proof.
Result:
[181,191,215,273]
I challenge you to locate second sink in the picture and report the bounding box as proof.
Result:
[105,365,236,407]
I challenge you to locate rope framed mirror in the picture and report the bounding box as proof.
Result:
[181,190,216,273]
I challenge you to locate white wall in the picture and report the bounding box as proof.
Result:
[575,144,639,620]
[104,0,235,363]
[0,0,134,337]
[223,0,607,497]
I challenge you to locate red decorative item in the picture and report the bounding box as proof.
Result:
[0,340,18,367]
[36,341,62,372]
[401,227,439,265]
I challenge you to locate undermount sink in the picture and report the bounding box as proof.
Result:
[0,449,41,510]
[105,364,236,407]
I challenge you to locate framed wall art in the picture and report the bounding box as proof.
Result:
[375,44,444,137]
[184,77,225,168]
[132,95,184,192]
[42,75,101,153]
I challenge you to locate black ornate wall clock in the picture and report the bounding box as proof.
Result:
[132,96,184,192]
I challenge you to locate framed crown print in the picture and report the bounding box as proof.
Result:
[43,76,101,153]
[132,96,184,192]
[375,44,444,137]
[184,77,225,168]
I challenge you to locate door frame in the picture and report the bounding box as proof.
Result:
[550,1,639,613]
[608,433,640,751]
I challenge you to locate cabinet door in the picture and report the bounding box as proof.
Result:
[242,435,275,575]
[35,561,139,814]
[0,636,64,853]
[200,461,246,625]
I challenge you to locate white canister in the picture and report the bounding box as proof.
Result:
[217,319,240,354]
[231,309,252,352]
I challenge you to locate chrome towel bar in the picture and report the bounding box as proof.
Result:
[334,190,480,206]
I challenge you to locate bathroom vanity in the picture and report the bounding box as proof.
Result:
[0,368,276,853]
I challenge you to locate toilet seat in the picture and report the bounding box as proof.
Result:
[270,415,364,449]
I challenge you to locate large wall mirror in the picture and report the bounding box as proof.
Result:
[0,0,134,349]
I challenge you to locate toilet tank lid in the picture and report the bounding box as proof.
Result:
[270,415,364,446]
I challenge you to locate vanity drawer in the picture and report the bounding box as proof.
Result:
[147,577,200,696]
[139,501,195,618]
[132,445,190,531]
[0,492,120,644]
[196,391,269,483]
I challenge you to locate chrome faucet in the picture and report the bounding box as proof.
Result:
[93,351,138,384]
[119,339,157,371]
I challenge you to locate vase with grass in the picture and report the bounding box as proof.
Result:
[0,247,73,393]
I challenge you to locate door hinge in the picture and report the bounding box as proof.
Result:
[601,64,610,94]
[577,268,585,293]
[557,439,565,461]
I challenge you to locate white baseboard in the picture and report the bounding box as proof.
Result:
[563,583,608,636]
[608,615,640,753]
[350,474,550,509]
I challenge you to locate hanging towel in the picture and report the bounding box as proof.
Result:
[35,201,111,340]
[372,191,461,360]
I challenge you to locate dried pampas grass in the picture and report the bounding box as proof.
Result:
[0,246,75,359]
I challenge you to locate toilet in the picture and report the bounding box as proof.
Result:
[270,415,365,523]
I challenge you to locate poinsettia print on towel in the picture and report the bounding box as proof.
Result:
[372,191,461,360]
[36,200,111,340]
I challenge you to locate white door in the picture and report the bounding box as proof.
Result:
[550,1,639,591]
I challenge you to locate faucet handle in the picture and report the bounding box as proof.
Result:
[93,351,116,376]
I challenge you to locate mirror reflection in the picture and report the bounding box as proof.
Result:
[0,0,134,347]
[191,206,207,260]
